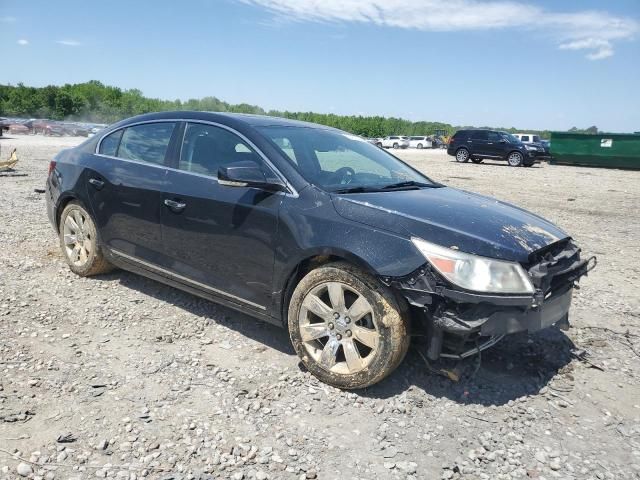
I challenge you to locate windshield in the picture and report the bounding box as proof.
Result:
[258,126,435,192]
[503,133,521,144]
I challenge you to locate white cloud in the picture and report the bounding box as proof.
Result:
[240,0,638,60]
[17,39,29,46]
[56,39,81,46]
[0,16,17,23]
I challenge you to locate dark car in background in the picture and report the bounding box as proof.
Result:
[448,129,537,166]
[45,112,594,389]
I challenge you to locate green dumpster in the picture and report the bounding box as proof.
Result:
[549,132,640,170]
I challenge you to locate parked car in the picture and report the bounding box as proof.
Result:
[61,123,90,137]
[46,112,594,389]
[0,118,9,137]
[447,129,538,167]
[408,136,432,149]
[8,123,30,134]
[431,137,448,149]
[513,133,541,144]
[378,136,410,149]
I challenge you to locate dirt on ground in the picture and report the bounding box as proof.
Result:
[0,135,639,480]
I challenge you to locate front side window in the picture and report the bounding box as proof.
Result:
[487,132,502,142]
[258,126,434,192]
[521,135,530,142]
[179,123,262,177]
[532,135,540,143]
[99,129,123,156]
[118,123,176,165]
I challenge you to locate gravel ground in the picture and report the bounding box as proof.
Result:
[1,135,639,480]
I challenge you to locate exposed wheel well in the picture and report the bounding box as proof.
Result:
[55,196,77,231]
[280,254,376,328]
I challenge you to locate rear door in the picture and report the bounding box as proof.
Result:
[86,121,178,264]
[485,131,505,157]
[470,130,489,155]
[159,121,282,312]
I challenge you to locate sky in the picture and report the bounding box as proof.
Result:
[1,0,639,132]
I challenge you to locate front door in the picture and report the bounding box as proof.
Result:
[85,121,178,264]
[485,131,506,158]
[160,122,282,313]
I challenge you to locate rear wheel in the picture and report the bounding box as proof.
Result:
[393,143,399,149]
[288,262,410,389]
[59,201,113,276]
[417,143,423,149]
[455,148,470,163]
[507,151,524,167]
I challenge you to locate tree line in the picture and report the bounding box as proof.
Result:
[0,80,581,139]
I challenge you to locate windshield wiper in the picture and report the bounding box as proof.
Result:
[381,180,440,190]
[332,186,382,194]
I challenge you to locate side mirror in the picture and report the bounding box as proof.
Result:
[218,160,288,192]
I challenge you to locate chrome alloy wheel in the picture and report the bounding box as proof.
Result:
[456,149,469,162]
[63,208,93,267]
[508,151,523,166]
[299,281,379,375]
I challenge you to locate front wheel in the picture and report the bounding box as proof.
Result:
[393,143,399,149]
[417,143,423,149]
[455,148,470,163]
[288,262,410,389]
[59,201,113,276]
[507,151,524,167]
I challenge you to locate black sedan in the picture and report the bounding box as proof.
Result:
[45,112,594,389]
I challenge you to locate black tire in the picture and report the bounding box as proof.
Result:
[507,151,524,167]
[393,143,399,149]
[59,201,113,277]
[288,262,410,389]
[376,142,382,148]
[455,148,470,163]
[471,158,483,164]
[417,143,423,149]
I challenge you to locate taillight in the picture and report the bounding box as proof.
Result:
[48,160,56,175]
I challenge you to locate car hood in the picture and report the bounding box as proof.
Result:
[331,187,569,263]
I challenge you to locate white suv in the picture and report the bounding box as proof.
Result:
[408,136,432,149]
[378,136,410,149]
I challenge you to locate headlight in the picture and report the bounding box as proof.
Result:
[524,144,537,151]
[411,237,534,294]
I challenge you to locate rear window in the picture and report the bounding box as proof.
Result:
[99,129,123,156]
[118,122,177,165]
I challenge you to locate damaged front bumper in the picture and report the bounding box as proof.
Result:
[383,240,596,360]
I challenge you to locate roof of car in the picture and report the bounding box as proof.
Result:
[113,111,335,130]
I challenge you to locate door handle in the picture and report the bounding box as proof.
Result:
[88,178,105,190]
[164,198,187,212]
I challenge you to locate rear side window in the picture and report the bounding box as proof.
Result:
[99,130,123,156]
[471,131,488,141]
[179,123,262,177]
[521,135,530,142]
[453,131,468,140]
[118,122,176,165]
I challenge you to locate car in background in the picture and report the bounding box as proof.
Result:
[8,123,30,134]
[514,133,542,144]
[431,137,448,149]
[408,136,432,149]
[61,123,90,137]
[378,136,410,149]
[447,129,536,167]
[0,118,9,137]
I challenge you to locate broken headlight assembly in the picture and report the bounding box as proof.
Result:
[411,237,535,294]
